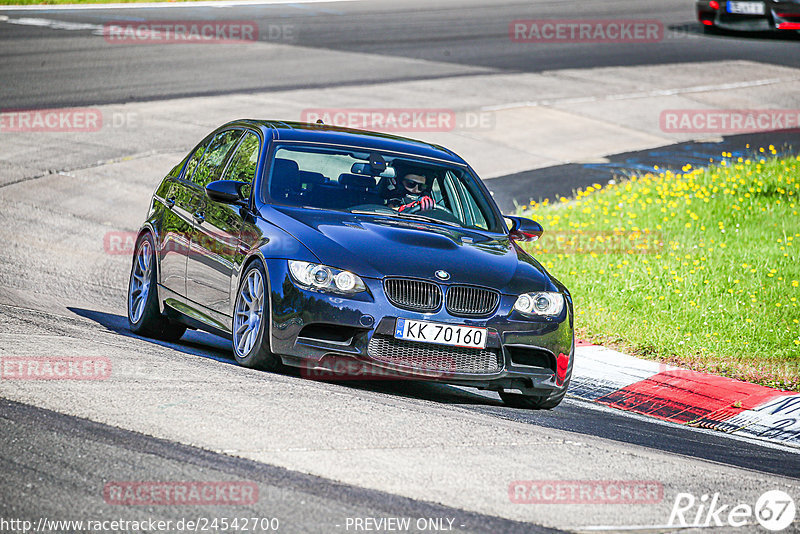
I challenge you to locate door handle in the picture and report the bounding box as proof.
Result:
[193,211,205,224]
[165,197,176,209]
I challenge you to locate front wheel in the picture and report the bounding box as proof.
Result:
[127,233,186,341]
[232,261,282,371]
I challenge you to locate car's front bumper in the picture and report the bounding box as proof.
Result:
[697,0,800,30]
[265,259,573,396]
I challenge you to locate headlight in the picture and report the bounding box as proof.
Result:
[288,260,367,294]
[514,292,564,316]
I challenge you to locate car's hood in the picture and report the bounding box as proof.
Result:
[266,207,554,293]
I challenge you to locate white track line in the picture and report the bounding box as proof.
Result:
[3,16,104,31]
[0,0,357,11]
[482,78,795,111]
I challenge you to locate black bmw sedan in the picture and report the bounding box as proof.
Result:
[697,0,800,31]
[127,120,574,409]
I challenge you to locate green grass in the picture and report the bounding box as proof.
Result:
[519,149,800,390]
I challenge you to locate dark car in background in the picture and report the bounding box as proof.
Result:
[697,0,800,30]
[127,121,574,409]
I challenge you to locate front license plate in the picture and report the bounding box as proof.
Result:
[727,1,765,14]
[394,318,487,349]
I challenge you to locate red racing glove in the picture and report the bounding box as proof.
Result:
[398,196,435,213]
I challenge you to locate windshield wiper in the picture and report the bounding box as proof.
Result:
[394,211,461,227]
[350,209,394,216]
[350,209,461,228]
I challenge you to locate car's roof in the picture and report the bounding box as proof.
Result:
[230,120,466,165]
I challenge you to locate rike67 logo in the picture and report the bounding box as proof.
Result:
[669,490,796,531]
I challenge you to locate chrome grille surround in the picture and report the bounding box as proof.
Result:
[446,285,500,316]
[367,335,501,375]
[383,278,442,312]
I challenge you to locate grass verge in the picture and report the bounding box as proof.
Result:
[520,148,800,390]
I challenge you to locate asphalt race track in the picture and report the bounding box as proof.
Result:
[1,1,799,532]
[1,0,800,108]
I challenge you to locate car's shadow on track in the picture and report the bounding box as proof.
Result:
[326,379,505,407]
[68,307,234,363]
[68,307,501,407]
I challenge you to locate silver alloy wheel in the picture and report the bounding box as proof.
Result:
[233,268,264,358]
[128,239,152,324]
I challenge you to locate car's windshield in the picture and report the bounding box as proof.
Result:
[264,144,500,232]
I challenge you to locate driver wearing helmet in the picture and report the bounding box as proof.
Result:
[383,162,435,213]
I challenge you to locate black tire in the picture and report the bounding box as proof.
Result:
[232,261,282,371]
[500,377,570,410]
[127,233,186,341]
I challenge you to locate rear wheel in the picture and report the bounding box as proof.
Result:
[232,261,282,371]
[127,233,186,341]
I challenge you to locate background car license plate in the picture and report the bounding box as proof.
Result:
[727,1,765,14]
[395,318,487,349]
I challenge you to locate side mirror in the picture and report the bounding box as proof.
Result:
[206,180,247,204]
[505,216,543,242]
